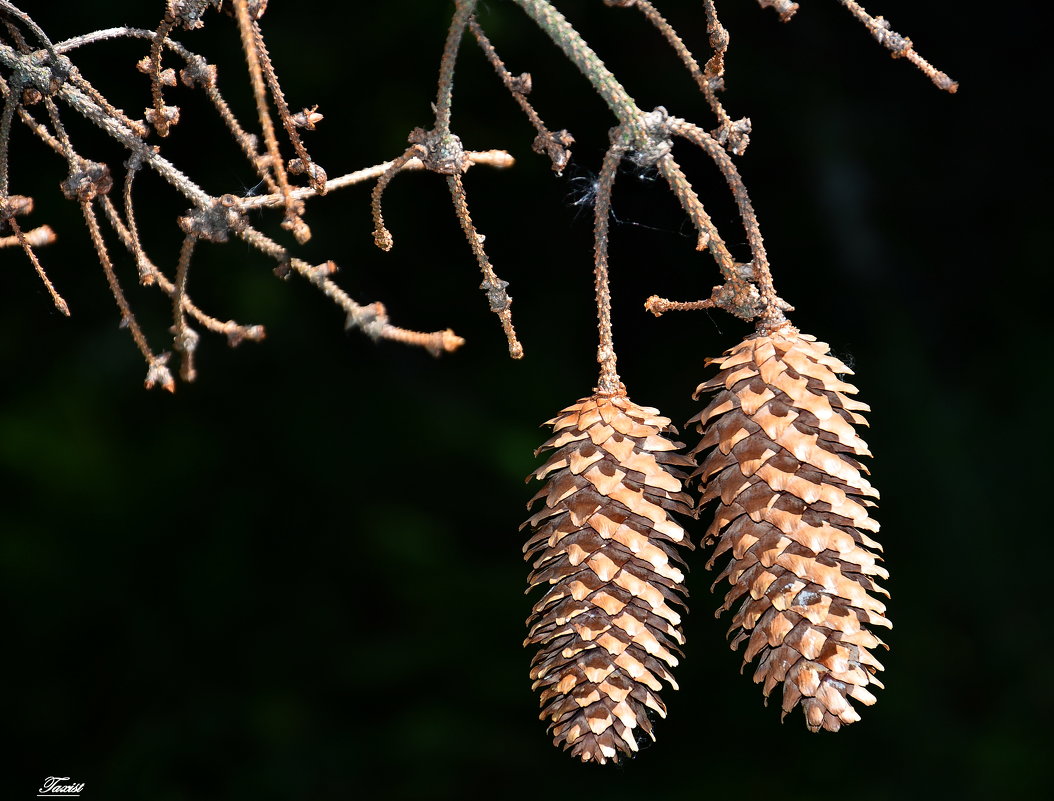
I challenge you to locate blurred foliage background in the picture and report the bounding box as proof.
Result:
[1,1,1046,799]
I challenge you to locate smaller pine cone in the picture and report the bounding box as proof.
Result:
[690,325,890,732]
[523,391,695,764]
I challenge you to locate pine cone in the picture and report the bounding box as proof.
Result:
[689,324,890,732]
[523,390,695,763]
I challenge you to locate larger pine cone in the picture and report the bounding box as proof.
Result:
[689,324,890,732]
[523,390,695,763]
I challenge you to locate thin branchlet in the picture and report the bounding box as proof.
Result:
[0,0,59,60]
[120,159,153,284]
[80,197,174,390]
[248,16,326,193]
[231,0,307,242]
[6,215,69,315]
[370,146,421,252]
[609,0,745,153]
[592,133,627,395]
[757,0,800,22]
[0,64,21,194]
[653,154,760,321]
[243,149,514,211]
[668,116,786,324]
[149,16,178,136]
[447,173,523,359]
[98,193,266,345]
[288,256,465,356]
[0,222,53,248]
[172,233,199,382]
[435,0,478,135]
[468,15,573,173]
[835,0,958,92]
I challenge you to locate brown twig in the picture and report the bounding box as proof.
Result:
[757,0,800,22]
[98,193,266,347]
[231,0,306,242]
[249,16,326,193]
[171,232,199,382]
[608,0,748,154]
[835,0,958,92]
[370,146,421,252]
[668,116,789,325]
[120,157,155,285]
[241,149,514,211]
[592,132,628,395]
[4,216,68,314]
[0,65,20,194]
[148,16,178,136]
[81,197,173,391]
[644,295,716,316]
[447,173,523,359]
[0,81,68,314]
[288,257,465,356]
[0,222,53,248]
[435,0,478,136]
[468,16,573,173]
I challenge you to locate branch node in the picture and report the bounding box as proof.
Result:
[409,126,470,175]
[287,158,328,194]
[480,277,511,313]
[167,0,219,30]
[628,106,673,166]
[136,57,177,87]
[143,104,181,130]
[179,54,218,88]
[291,105,323,129]
[177,194,246,242]
[713,117,752,156]
[61,160,112,202]
[757,1,800,22]
[145,352,176,393]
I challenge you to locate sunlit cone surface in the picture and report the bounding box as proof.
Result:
[523,391,695,763]
[689,323,890,732]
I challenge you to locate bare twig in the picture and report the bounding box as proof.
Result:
[668,117,790,325]
[98,193,266,347]
[435,0,478,135]
[148,16,178,136]
[468,16,573,173]
[4,216,68,314]
[607,0,748,154]
[289,257,465,356]
[592,132,628,395]
[240,150,514,211]
[512,0,639,124]
[248,15,326,193]
[644,295,717,316]
[0,222,54,248]
[171,233,199,382]
[231,0,306,242]
[447,173,523,359]
[653,154,761,320]
[757,0,800,22]
[370,146,422,252]
[80,197,173,390]
[835,0,958,92]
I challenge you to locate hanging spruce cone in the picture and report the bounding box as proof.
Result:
[523,390,695,763]
[689,323,890,732]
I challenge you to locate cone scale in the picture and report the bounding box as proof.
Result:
[689,322,890,732]
[523,390,695,763]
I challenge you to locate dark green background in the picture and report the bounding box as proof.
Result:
[2,1,1045,799]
